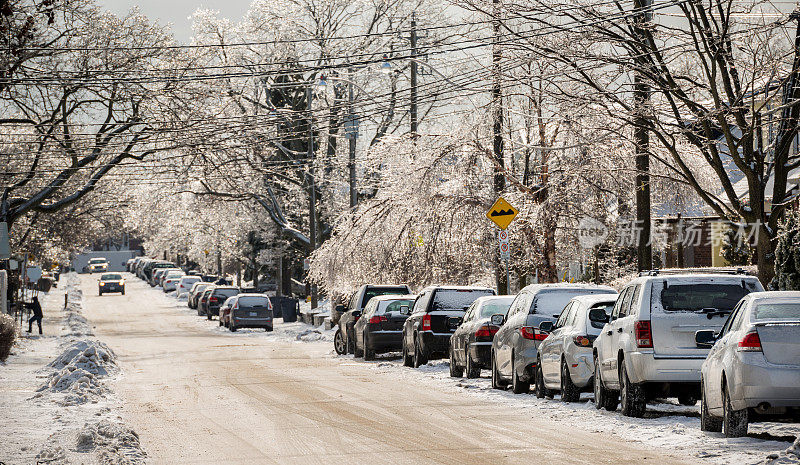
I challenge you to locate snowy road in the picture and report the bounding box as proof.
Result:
[77,274,793,464]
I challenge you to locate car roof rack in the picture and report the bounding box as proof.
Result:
[639,267,751,277]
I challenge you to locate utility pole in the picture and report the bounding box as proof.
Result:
[492,0,508,294]
[307,85,318,309]
[410,13,418,138]
[633,0,652,272]
[348,69,358,209]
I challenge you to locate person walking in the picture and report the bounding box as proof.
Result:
[26,296,43,334]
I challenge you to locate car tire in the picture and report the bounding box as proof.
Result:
[265,327,273,332]
[121,289,125,295]
[402,339,413,367]
[561,359,580,403]
[449,345,464,377]
[363,332,376,361]
[465,349,480,379]
[533,360,554,399]
[722,383,748,437]
[229,324,237,332]
[700,378,722,433]
[98,291,103,296]
[620,362,646,418]
[594,356,618,411]
[511,353,530,394]
[678,394,698,406]
[346,331,355,355]
[334,329,347,355]
[354,338,364,358]
[413,336,427,368]
[491,351,507,390]
[207,312,212,321]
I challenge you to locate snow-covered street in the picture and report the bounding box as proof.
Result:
[1,272,789,464]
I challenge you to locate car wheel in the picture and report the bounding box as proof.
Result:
[449,344,464,377]
[413,336,427,368]
[700,378,722,433]
[561,359,580,402]
[334,329,347,355]
[98,291,103,296]
[511,353,530,394]
[363,332,376,361]
[229,324,237,332]
[620,362,645,418]
[121,289,125,295]
[402,339,413,367]
[206,311,212,321]
[354,336,364,358]
[594,356,618,411]
[491,351,508,390]
[678,394,698,406]
[465,349,480,379]
[265,326,273,332]
[346,331,355,355]
[722,383,748,437]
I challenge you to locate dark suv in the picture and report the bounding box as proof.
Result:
[401,286,495,368]
[203,286,240,320]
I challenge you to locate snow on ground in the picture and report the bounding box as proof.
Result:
[0,273,146,465]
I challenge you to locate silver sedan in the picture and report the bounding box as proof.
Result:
[698,291,800,437]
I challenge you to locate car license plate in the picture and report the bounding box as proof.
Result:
[250,312,258,317]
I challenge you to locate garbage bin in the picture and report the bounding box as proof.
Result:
[270,296,299,322]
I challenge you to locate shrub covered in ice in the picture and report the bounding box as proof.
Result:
[0,312,17,362]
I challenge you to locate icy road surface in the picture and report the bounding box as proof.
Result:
[78,274,797,464]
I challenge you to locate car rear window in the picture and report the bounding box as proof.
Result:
[238,296,270,307]
[101,274,121,280]
[659,284,751,312]
[380,299,414,314]
[752,303,800,320]
[431,289,495,311]
[479,297,515,318]
[215,289,239,298]
[531,289,615,314]
[363,287,410,309]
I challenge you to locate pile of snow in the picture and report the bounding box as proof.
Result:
[762,437,800,464]
[296,329,326,341]
[38,340,117,405]
[62,273,94,336]
[75,420,147,464]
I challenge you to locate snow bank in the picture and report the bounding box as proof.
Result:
[38,339,117,405]
[762,436,800,464]
[76,420,147,464]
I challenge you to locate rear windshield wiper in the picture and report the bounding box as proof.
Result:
[699,308,731,319]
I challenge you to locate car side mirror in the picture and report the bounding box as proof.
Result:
[490,314,505,326]
[695,330,717,348]
[538,321,555,333]
[399,305,411,316]
[353,311,362,318]
[335,304,346,313]
[589,308,610,324]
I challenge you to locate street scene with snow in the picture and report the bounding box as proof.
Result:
[3,0,800,463]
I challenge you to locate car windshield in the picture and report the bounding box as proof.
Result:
[478,297,515,318]
[531,289,615,314]
[363,287,410,309]
[89,259,106,264]
[431,289,494,311]
[752,303,800,321]
[660,284,750,312]
[215,289,239,298]
[166,272,184,277]
[587,302,616,332]
[380,299,414,314]
[101,274,121,281]
[238,296,269,307]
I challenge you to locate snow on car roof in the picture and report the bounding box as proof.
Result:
[569,294,619,306]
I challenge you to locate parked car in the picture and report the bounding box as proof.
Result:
[221,294,273,332]
[86,257,108,274]
[162,270,186,292]
[401,286,496,368]
[449,295,515,378]
[353,295,416,360]
[158,268,182,287]
[593,271,763,417]
[537,294,618,401]
[492,283,617,394]
[197,287,216,316]
[202,286,240,320]
[219,296,236,327]
[150,268,169,287]
[698,291,800,437]
[177,276,202,297]
[189,282,213,309]
[335,307,363,355]
[143,261,175,283]
[98,273,125,295]
[333,284,412,326]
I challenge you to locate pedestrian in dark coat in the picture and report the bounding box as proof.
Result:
[26,296,43,334]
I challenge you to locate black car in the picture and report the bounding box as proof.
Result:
[402,286,496,368]
[449,295,514,378]
[98,273,125,296]
[203,286,240,320]
[353,295,415,360]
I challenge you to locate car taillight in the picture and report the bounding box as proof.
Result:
[520,326,547,340]
[210,297,219,303]
[574,335,591,347]
[368,315,387,324]
[635,320,653,348]
[422,314,431,331]
[737,331,762,351]
[475,325,498,340]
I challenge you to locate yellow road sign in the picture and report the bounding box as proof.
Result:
[487,197,518,230]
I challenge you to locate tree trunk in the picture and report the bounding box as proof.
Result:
[757,223,776,287]
[540,211,558,283]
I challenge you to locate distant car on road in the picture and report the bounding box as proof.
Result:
[353,295,416,360]
[177,276,202,297]
[221,294,273,332]
[98,273,125,296]
[162,270,186,292]
[188,282,213,309]
[537,294,617,402]
[698,291,800,437]
[449,295,514,378]
[402,285,496,368]
[86,258,108,274]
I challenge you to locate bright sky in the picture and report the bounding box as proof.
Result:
[99,0,253,43]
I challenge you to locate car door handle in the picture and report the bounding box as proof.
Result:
[617,328,623,333]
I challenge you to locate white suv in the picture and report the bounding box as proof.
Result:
[592,271,764,417]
